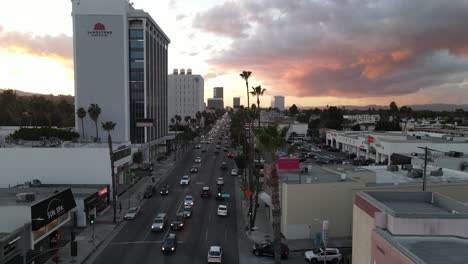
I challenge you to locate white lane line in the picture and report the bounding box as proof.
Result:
[110,240,184,246]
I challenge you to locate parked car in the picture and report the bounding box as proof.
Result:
[161,233,177,253]
[180,175,190,185]
[217,205,228,216]
[160,185,170,195]
[170,213,185,230]
[151,213,167,232]
[304,248,342,263]
[207,246,223,263]
[200,186,211,198]
[124,207,141,220]
[252,241,289,259]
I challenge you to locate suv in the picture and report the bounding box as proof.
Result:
[252,241,289,259]
[200,186,211,198]
[143,185,155,198]
[170,213,185,230]
[151,213,167,232]
[304,248,342,263]
[207,246,222,263]
[180,175,190,185]
[161,233,177,253]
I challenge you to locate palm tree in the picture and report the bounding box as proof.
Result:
[240,71,252,109]
[88,104,101,141]
[250,85,266,127]
[170,117,175,125]
[76,107,86,139]
[195,111,202,126]
[184,115,191,124]
[255,125,288,264]
[102,121,117,224]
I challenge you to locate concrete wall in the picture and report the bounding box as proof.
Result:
[371,231,413,264]
[388,217,468,237]
[0,206,31,232]
[352,204,375,264]
[0,148,112,187]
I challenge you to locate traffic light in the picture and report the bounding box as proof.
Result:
[90,214,95,225]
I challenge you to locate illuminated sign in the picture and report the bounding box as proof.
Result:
[88,23,112,37]
[99,187,108,196]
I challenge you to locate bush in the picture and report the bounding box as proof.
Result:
[9,127,80,141]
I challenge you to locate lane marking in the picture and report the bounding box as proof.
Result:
[110,240,184,245]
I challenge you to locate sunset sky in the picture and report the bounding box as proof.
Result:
[1,0,468,107]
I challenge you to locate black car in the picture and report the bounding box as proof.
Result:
[202,148,208,152]
[200,186,211,198]
[252,241,289,259]
[170,213,185,230]
[161,233,177,253]
[220,162,227,170]
[190,166,198,173]
[160,185,170,195]
[181,206,193,218]
[144,185,155,198]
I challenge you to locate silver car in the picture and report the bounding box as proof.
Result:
[151,213,167,231]
[184,195,194,207]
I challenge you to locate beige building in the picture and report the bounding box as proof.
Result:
[263,163,468,245]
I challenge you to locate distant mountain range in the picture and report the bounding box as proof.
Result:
[302,104,468,111]
[0,89,73,103]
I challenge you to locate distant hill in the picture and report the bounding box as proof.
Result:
[0,89,73,104]
[300,104,468,111]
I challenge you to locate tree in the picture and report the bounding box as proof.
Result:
[88,104,101,141]
[76,107,86,139]
[250,85,266,126]
[132,151,143,168]
[289,104,299,116]
[196,111,202,126]
[170,117,175,125]
[389,101,400,121]
[240,71,252,109]
[184,115,191,124]
[102,121,117,224]
[255,125,289,264]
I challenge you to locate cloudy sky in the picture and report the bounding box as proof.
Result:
[1,0,468,107]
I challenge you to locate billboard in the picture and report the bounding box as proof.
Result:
[278,158,300,170]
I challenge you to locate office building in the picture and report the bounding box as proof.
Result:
[213,87,223,99]
[353,191,468,264]
[271,96,285,111]
[233,97,240,108]
[168,69,204,121]
[72,0,170,145]
[207,98,224,110]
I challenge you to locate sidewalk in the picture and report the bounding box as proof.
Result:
[45,152,177,264]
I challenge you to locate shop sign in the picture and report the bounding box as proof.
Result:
[84,192,98,213]
[31,188,76,231]
[99,187,108,196]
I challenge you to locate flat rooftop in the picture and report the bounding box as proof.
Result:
[361,191,468,218]
[280,165,354,184]
[377,229,468,264]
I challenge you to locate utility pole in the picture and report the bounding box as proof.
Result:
[417,146,444,192]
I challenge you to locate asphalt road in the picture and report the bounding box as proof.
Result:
[92,130,239,264]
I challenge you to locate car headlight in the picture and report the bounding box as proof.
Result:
[161,247,165,250]
[171,247,175,251]
[159,226,163,229]
[171,224,174,226]
[180,223,184,226]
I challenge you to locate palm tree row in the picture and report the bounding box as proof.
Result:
[76,103,102,141]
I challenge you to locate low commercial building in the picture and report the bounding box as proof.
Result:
[258,163,468,245]
[343,114,380,124]
[353,191,468,264]
[326,130,468,165]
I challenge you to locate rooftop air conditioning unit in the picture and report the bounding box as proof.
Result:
[16,193,36,203]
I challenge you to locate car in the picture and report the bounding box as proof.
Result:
[252,241,289,259]
[143,185,155,198]
[220,162,227,170]
[215,145,221,149]
[223,148,228,152]
[151,213,167,232]
[200,186,211,198]
[231,169,238,176]
[184,195,194,207]
[304,248,342,263]
[194,157,202,163]
[180,175,190,185]
[170,213,185,230]
[202,148,208,152]
[214,150,220,154]
[124,207,140,220]
[227,152,234,158]
[160,185,170,195]
[190,166,199,173]
[215,186,224,200]
[216,177,224,186]
[181,206,193,218]
[195,144,201,149]
[161,233,177,253]
[217,205,228,216]
[207,246,222,263]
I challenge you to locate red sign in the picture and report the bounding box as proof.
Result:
[368,135,374,143]
[278,158,300,170]
[94,23,106,30]
[99,187,108,196]
[244,190,253,198]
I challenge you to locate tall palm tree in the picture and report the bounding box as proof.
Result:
[102,121,117,224]
[184,115,191,124]
[76,107,86,139]
[88,104,101,141]
[240,71,252,109]
[250,85,266,127]
[255,125,288,264]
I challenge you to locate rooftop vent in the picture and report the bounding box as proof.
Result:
[180,69,185,75]
[187,69,192,75]
[16,193,35,203]
[173,69,178,74]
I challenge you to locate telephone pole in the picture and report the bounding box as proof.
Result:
[417,146,444,191]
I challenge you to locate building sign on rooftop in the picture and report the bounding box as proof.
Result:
[88,23,112,37]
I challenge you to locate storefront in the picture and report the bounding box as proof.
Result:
[83,186,110,224]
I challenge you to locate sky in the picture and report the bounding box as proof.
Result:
[1,0,468,107]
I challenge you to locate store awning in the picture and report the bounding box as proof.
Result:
[259,192,272,207]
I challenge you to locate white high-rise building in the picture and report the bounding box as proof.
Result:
[271,96,285,111]
[168,69,204,121]
[72,0,170,144]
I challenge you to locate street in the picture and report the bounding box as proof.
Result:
[92,135,239,264]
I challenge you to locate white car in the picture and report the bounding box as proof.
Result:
[216,177,224,186]
[124,207,140,220]
[184,195,194,207]
[304,248,342,263]
[180,175,190,185]
[194,157,202,163]
[231,169,238,176]
[217,205,228,216]
[208,246,222,263]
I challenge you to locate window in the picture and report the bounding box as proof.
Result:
[129,29,144,39]
[130,61,144,68]
[130,40,144,48]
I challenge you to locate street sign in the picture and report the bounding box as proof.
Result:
[221,193,230,198]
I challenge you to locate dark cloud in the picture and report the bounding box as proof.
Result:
[0,27,72,61]
[200,0,468,98]
[193,2,251,38]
